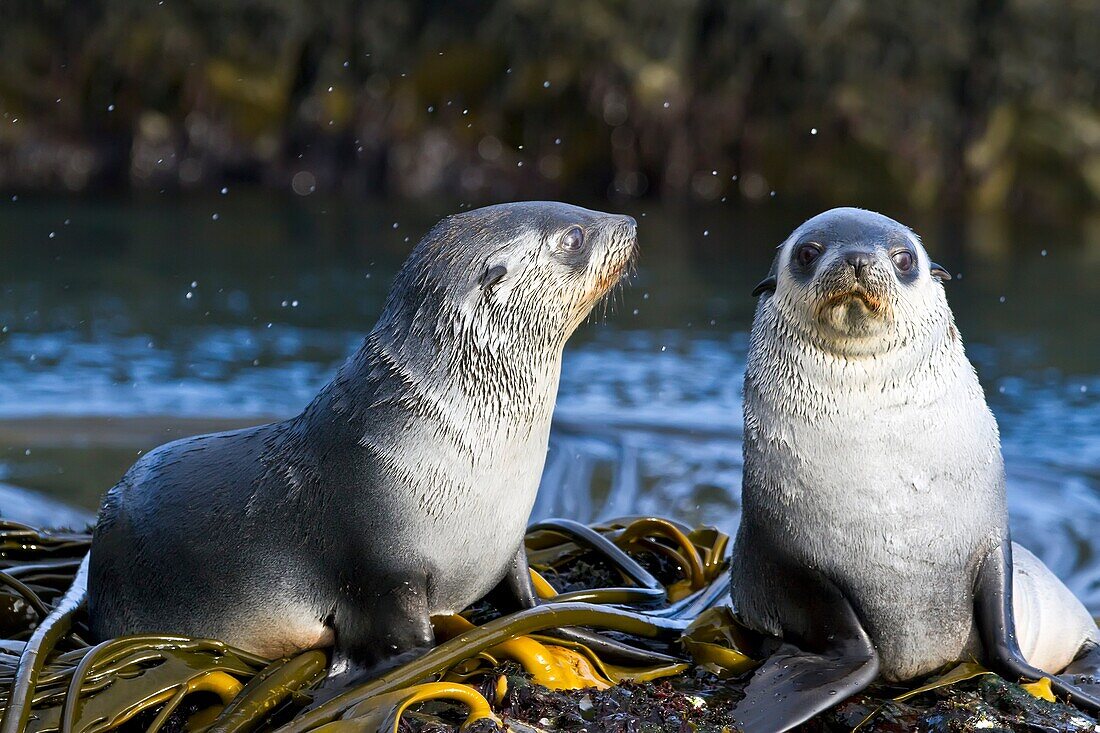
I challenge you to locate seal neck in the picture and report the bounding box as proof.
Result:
[750,295,975,408]
[303,316,563,437]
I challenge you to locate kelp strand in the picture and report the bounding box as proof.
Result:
[206,651,328,733]
[616,518,707,590]
[0,556,88,733]
[0,571,52,620]
[527,520,663,593]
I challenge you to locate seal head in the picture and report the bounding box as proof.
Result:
[752,207,951,354]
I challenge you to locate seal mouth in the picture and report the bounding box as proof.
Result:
[583,236,638,321]
[815,286,888,319]
[599,243,639,291]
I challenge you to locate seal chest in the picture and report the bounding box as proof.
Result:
[88,202,638,676]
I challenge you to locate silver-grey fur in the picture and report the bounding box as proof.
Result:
[731,207,1097,682]
[89,202,638,674]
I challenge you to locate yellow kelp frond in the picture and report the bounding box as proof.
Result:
[892,662,991,702]
[1021,676,1057,702]
[331,683,500,733]
[435,614,610,689]
[680,607,757,676]
[528,570,558,600]
[616,518,707,592]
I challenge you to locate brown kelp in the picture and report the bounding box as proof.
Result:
[2,517,1097,733]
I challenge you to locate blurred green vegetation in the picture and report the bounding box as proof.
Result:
[1,0,1099,214]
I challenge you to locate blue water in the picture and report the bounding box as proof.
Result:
[1,193,1098,608]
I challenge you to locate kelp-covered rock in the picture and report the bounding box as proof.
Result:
[2,518,1099,732]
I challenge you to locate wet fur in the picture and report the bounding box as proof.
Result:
[88,202,637,671]
[731,207,1097,682]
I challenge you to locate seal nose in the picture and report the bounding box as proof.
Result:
[845,250,874,278]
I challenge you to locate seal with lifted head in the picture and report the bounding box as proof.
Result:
[727,207,1100,731]
[88,202,638,678]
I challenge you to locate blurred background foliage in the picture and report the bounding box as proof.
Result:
[1,0,1099,215]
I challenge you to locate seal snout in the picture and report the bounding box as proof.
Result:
[816,250,892,320]
[604,213,640,270]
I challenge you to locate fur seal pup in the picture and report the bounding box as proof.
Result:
[88,202,638,677]
[728,208,1100,731]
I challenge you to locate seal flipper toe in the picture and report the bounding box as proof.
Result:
[1059,642,1100,699]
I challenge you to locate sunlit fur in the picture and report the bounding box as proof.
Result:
[731,207,1096,682]
[89,202,637,668]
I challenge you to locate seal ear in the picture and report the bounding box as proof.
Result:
[929,262,952,282]
[478,264,507,292]
[751,276,777,297]
[752,258,779,297]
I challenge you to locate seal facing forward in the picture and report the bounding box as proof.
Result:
[88,202,637,676]
[727,208,1100,731]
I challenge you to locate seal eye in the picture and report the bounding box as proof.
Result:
[560,226,585,252]
[891,250,914,273]
[795,242,822,268]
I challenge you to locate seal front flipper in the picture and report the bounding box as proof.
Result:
[731,574,879,733]
[975,540,1100,713]
[327,576,435,685]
